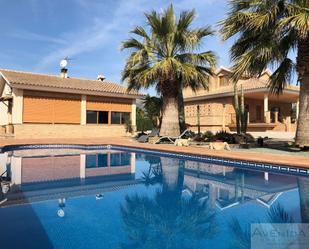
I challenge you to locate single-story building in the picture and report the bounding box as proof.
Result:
[183,67,300,133]
[0,68,141,138]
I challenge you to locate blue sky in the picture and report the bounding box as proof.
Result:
[0,0,233,94]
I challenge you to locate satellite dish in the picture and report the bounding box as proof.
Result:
[60,59,68,68]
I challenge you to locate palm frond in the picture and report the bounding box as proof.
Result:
[279,9,309,39]
[267,203,294,223]
[228,217,251,249]
[269,58,295,94]
[177,9,196,31]
[130,26,150,40]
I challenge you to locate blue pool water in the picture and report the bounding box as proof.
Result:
[0,147,308,249]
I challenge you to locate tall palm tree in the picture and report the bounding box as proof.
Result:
[122,4,216,136]
[220,0,309,147]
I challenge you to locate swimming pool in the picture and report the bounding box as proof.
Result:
[0,145,308,249]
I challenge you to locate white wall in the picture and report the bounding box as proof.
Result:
[12,88,23,124]
[0,102,8,125]
[0,84,11,126]
[0,153,7,175]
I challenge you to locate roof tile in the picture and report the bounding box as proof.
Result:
[0,69,141,97]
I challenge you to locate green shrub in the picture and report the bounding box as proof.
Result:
[213,131,235,144]
[203,131,214,141]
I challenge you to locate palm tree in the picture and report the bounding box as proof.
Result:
[220,0,309,147]
[143,95,163,128]
[122,4,216,136]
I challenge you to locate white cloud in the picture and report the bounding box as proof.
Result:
[35,0,225,71]
[35,0,144,70]
[7,30,67,45]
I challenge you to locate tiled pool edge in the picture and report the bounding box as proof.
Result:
[1,143,309,177]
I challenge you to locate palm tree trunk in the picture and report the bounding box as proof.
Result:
[177,86,186,133]
[296,38,309,148]
[161,157,180,191]
[160,79,181,136]
[297,177,309,222]
[295,80,309,147]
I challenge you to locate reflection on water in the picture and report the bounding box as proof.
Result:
[0,149,136,205]
[0,149,308,249]
[120,157,217,249]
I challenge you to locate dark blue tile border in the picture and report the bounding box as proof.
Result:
[1,143,309,177]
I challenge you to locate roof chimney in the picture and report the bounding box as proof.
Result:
[97,74,105,81]
[60,68,68,78]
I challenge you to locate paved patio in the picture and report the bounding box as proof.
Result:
[0,137,308,168]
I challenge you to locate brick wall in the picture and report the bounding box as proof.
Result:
[13,124,128,138]
[185,97,234,132]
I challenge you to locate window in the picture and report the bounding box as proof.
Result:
[110,152,131,167]
[98,111,108,124]
[86,111,109,124]
[256,105,262,121]
[111,112,130,124]
[121,112,130,124]
[219,76,229,87]
[111,112,121,124]
[97,154,108,167]
[86,111,97,124]
[86,154,108,168]
[86,154,97,168]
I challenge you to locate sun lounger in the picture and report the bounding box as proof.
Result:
[155,129,189,144]
[137,128,160,143]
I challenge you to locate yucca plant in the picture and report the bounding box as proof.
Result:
[220,0,309,148]
[121,4,216,136]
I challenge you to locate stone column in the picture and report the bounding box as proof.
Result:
[131,100,136,132]
[81,95,87,125]
[11,156,22,185]
[222,104,226,130]
[286,116,291,132]
[296,100,299,120]
[130,152,136,174]
[274,111,278,123]
[264,94,270,123]
[80,154,86,180]
[264,172,269,181]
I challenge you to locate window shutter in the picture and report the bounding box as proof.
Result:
[53,97,81,124]
[23,95,54,123]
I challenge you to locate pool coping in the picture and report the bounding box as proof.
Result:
[1,141,309,177]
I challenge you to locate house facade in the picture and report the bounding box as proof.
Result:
[0,69,141,138]
[183,67,300,133]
